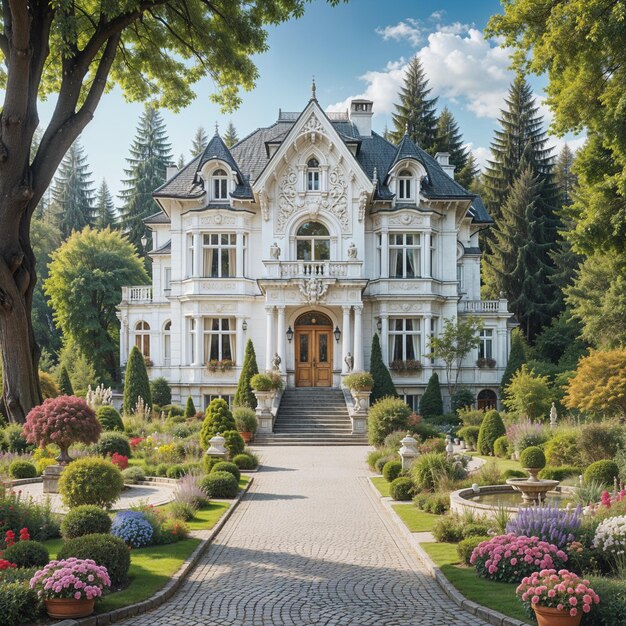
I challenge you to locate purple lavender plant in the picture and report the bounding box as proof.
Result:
[506,504,582,548]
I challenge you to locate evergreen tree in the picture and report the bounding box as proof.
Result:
[123,346,152,415]
[119,106,173,250]
[383,124,393,142]
[435,107,469,174]
[190,126,208,157]
[94,179,117,230]
[369,334,397,404]
[223,121,239,148]
[501,328,527,391]
[51,139,95,239]
[184,396,196,418]
[420,373,443,418]
[57,366,74,396]
[555,144,577,207]
[456,152,480,189]
[390,56,438,151]
[483,166,555,340]
[177,153,185,169]
[150,377,171,406]
[234,339,259,409]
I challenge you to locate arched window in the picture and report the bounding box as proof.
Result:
[477,389,497,411]
[296,221,330,261]
[398,169,413,200]
[135,321,150,358]
[212,168,228,200]
[306,158,320,192]
[163,321,171,365]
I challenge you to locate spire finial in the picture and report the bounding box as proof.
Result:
[215,122,219,136]
[311,76,317,101]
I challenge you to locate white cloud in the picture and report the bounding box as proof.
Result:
[465,143,491,171]
[376,19,423,47]
[549,134,587,155]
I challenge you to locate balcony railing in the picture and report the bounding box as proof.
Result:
[122,286,153,304]
[263,260,363,279]
[458,299,508,314]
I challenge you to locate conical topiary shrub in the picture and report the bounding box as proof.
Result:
[234,339,259,409]
[369,334,397,404]
[184,396,196,418]
[477,409,506,456]
[123,346,152,415]
[200,398,236,448]
[58,366,74,396]
[420,373,443,418]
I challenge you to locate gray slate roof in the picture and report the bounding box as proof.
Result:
[144,210,171,224]
[150,239,171,255]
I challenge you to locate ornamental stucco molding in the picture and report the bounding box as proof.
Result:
[299,113,326,142]
[298,277,330,305]
[199,215,237,226]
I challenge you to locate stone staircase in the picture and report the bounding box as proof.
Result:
[254,388,369,446]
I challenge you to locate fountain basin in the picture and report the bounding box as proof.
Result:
[506,477,560,505]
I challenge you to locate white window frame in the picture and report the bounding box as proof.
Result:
[401,393,420,412]
[397,169,413,200]
[204,318,236,362]
[189,317,196,365]
[306,158,320,192]
[202,233,237,278]
[164,267,171,292]
[388,317,421,363]
[205,394,234,409]
[212,168,229,201]
[296,222,330,262]
[163,321,171,365]
[134,321,150,358]
[186,233,194,278]
[389,233,421,278]
[479,328,494,360]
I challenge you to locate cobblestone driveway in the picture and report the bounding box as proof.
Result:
[123,446,487,626]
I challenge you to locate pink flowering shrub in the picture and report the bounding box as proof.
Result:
[516,569,599,618]
[110,453,129,470]
[23,396,101,450]
[470,534,568,583]
[30,558,110,601]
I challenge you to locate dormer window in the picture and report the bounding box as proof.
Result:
[398,169,413,200]
[212,168,228,201]
[306,158,320,191]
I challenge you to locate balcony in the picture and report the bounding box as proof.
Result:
[264,260,363,279]
[458,299,508,314]
[121,286,153,304]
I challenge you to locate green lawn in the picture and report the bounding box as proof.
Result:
[161,501,230,531]
[421,542,529,623]
[391,505,438,532]
[370,476,391,497]
[467,453,525,474]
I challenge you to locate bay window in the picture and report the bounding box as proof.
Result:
[389,318,421,363]
[204,318,235,362]
[203,233,236,277]
[389,233,421,278]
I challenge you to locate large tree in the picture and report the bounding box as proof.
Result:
[94,179,117,230]
[45,227,149,384]
[223,121,239,148]
[119,106,173,250]
[434,107,469,174]
[190,126,208,158]
[0,1,337,422]
[390,56,438,151]
[50,140,95,239]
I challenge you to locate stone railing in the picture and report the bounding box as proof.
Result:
[264,260,363,279]
[458,299,508,314]
[121,285,153,304]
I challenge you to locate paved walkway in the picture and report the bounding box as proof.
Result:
[122,446,487,626]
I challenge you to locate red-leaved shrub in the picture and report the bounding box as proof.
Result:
[111,453,129,470]
[23,395,101,450]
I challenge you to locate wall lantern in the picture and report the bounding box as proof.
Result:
[140,235,148,249]
[286,326,294,343]
[376,318,382,332]
[242,319,248,332]
[333,326,341,343]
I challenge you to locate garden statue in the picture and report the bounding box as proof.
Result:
[269,242,281,259]
[398,433,419,470]
[344,352,354,371]
[272,352,281,371]
[347,242,357,259]
[549,402,558,429]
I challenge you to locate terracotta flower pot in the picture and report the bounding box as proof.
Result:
[239,431,252,444]
[533,605,583,626]
[45,597,95,619]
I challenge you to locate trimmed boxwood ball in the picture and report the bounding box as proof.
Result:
[9,459,37,479]
[493,435,511,459]
[382,460,403,483]
[211,461,241,482]
[96,431,132,458]
[57,533,131,587]
[166,464,186,479]
[477,410,506,456]
[519,446,546,469]
[61,504,112,539]
[457,535,490,566]
[0,581,39,626]
[122,466,146,484]
[58,457,124,509]
[390,477,414,501]
[3,540,49,567]
[232,453,256,470]
[222,430,245,457]
[584,459,620,486]
[96,405,124,432]
[200,471,239,498]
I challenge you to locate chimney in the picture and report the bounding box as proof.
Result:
[349,99,374,137]
[435,152,455,179]
[166,165,178,180]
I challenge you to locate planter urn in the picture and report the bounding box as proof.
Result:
[239,431,252,444]
[253,390,274,434]
[45,598,95,619]
[533,605,583,626]
[349,389,371,434]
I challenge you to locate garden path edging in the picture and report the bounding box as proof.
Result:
[54,476,254,626]
[365,476,531,626]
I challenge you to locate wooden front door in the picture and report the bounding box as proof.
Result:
[295,326,332,387]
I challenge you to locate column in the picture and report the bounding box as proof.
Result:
[341,305,352,374]
[236,317,244,366]
[422,314,432,369]
[193,315,203,366]
[193,232,202,277]
[265,306,275,371]
[276,305,286,374]
[380,314,389,366]
[353,305,363,371]
[424,232,431,278]
[236,232,244,278]
[380,229,389,277]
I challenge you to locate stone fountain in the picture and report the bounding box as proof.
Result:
[506,467,560,506]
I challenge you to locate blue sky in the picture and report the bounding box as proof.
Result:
[33,0,580,201]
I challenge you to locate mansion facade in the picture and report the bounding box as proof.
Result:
[118,94,513,412]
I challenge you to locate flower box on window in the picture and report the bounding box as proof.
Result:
[207,359,235,373]
[389,359,423,373]
[476,357,496,369]
[143,356,153,368]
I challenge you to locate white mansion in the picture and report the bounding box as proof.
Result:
[118,94,512,413]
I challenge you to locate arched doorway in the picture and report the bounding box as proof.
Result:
[477,389,498,411]
[294,312,333,387]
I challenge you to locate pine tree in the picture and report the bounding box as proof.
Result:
[501,328,527,390]
[94,179,116,230]
[57,366,74,396]
[456,151,480,189]
[383,124,393,142]
[483,166,555,340]
[184,396,196,418]
[369,334,397,404]
[119,106,173,250]
[223,121,239,148]
[555,144,577,207]
[123,345,152,415]
[435,107,469,174]
[420,373,443,418]
[190,126,208,157]
[390,56,438,151]
[51,139,95,239]
[177,153,185,169]
[234,339,259,409]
